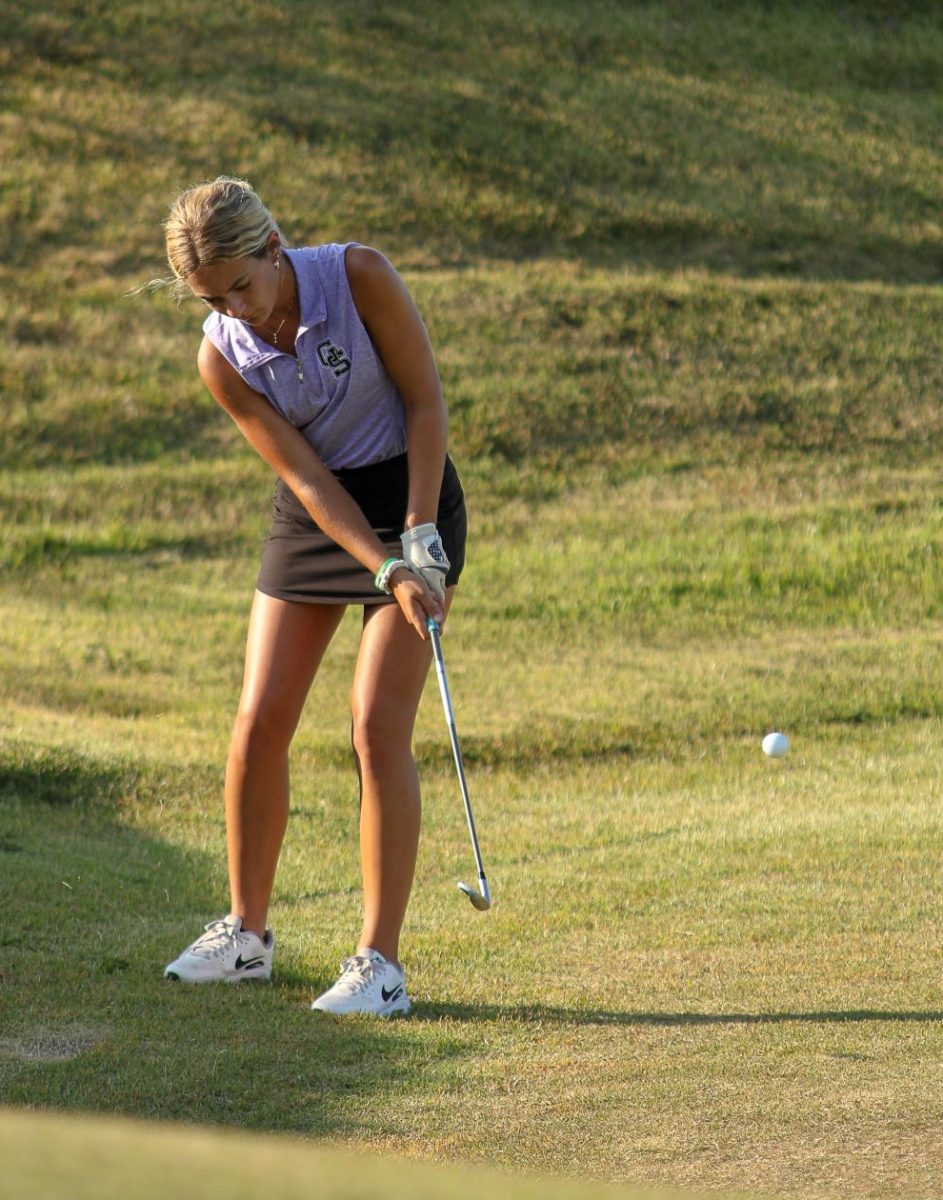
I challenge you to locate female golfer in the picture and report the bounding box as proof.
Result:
[161,177,466,1016]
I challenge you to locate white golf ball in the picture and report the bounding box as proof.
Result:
[762,731,789,758]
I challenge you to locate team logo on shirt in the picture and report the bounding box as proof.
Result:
[317,340,351,378]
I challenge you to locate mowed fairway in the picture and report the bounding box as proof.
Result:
[2,4,943,1199]
[0,1108,677,1200]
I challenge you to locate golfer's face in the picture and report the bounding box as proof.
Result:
[188,254,278,326]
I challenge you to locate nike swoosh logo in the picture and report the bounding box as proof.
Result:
[235,954,265,970]
[381,985,404,1002]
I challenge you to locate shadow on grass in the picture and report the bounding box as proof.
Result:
[2,530,237,570]
[416,1002,943,1027]
[0,744,470,1137]
[0,405,233,474]
[6,3,943,287]
[0,742,218,809]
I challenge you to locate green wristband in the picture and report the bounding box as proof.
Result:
[374,557,407,593]
[374,557,399,590]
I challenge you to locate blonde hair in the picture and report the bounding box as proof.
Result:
[148,177,286,300]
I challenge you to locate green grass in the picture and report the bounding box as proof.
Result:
[3,2,943,1198]
[1,1108,674,1200]
[3,1,942,279]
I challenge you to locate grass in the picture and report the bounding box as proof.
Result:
[3,2,943,1198]
[1,1108,673,1200]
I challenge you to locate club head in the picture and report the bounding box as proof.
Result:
[458,881,492,911]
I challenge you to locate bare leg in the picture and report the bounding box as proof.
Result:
[350,589,455,964]
[226,591,345,935]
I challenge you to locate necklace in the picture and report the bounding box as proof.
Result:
[271,285,296,348]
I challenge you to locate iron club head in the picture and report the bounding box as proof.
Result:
[458,880,492,911]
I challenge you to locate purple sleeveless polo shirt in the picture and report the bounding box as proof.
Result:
[202,244,407,470]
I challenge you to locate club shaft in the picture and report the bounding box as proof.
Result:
[428,622,487,881]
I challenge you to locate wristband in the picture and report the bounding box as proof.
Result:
[374,557,409,594]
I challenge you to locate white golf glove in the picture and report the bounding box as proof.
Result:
[400,523,450,601]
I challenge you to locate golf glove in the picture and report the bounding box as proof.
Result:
[400,523,450,601]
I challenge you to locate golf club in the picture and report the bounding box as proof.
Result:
[427,617,492,911]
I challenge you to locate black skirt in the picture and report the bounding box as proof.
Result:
[256,453,467,605]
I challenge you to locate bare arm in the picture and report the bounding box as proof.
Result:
[345,246,447,529]
[197,338,441,633]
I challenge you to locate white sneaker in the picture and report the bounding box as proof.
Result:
[311,950,410,1016]
[164,915,274,983]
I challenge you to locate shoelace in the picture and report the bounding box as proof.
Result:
[332,955,380,996]
[189,919,245,961]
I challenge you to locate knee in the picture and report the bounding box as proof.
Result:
[230,701,295,764]
[351,703,412,776]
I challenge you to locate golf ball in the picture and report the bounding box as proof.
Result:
[762,731,789,758]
